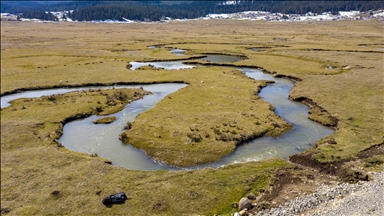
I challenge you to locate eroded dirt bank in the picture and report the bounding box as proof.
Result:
[1,20,383,215]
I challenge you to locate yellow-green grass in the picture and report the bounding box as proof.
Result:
[285,48,383,163]
[290,65,383,162]
[262,48,383,163]
[1,19,384,215]
[1,88,150,150]
[123,67,291,166]
[1,146,293,215]
[92,116,117,124]
[307,106,336,126]
[2,26,294,166]
[1,88,294,215]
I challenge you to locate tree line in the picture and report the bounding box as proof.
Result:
[2,1,383,22]
[19,11,58,21]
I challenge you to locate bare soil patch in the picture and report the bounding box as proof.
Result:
[253,167,338,211]
[1,19,383,215]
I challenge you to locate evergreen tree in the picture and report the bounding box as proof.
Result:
[3,1,383,21]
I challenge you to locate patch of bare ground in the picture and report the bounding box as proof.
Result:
[289,142,384,182]
[2,20,383,215]
[289,143,384,183]
[244,143,384,215]
[252,168,338,212]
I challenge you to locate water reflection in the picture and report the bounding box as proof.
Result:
[129,61,194,70]
[59,83,186,170]
[186,69,333,169]
[171,49,186,56]
[1,51,334,171]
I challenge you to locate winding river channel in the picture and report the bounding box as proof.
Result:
[1,50,333,171]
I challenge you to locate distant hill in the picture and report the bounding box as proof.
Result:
[2,0,384,21]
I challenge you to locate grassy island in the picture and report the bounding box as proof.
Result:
[1,20,383,215]
[93,116,117,124]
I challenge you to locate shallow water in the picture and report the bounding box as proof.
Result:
[1,87,137,108]
[129,61,194,70]
[1,84,185,170]
[58,83,186,170]
[1,69,333,170]
[147,46,186,56]
[170,48,186,56]
[129,52,245,71]
[200,54,246,63]
[147,45,162,49]
[1,51,334,171]
[187,68,333,169]
[248,48,268,52]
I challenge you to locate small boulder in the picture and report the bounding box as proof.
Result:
[239,197,252,211]
[102,192,128,205]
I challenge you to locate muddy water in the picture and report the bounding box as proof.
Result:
[1,52,333,170]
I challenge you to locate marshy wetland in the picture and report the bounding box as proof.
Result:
[1,20,383,215]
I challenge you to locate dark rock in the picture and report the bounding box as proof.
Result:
[102,192,128,205]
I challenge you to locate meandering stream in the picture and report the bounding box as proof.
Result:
[1,50,333,171]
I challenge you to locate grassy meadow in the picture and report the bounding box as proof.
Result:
[1,19,383,215]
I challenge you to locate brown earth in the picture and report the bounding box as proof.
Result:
[247,143,384,214]
[251,165,338,212]
[290,142,384,177]
[245,142,384,214]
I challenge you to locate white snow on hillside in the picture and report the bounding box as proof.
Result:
[373,11,384,17]
[2,9,384,23]
[222,1,238,5]
[204,9,384,22]
[339,11,360,17]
